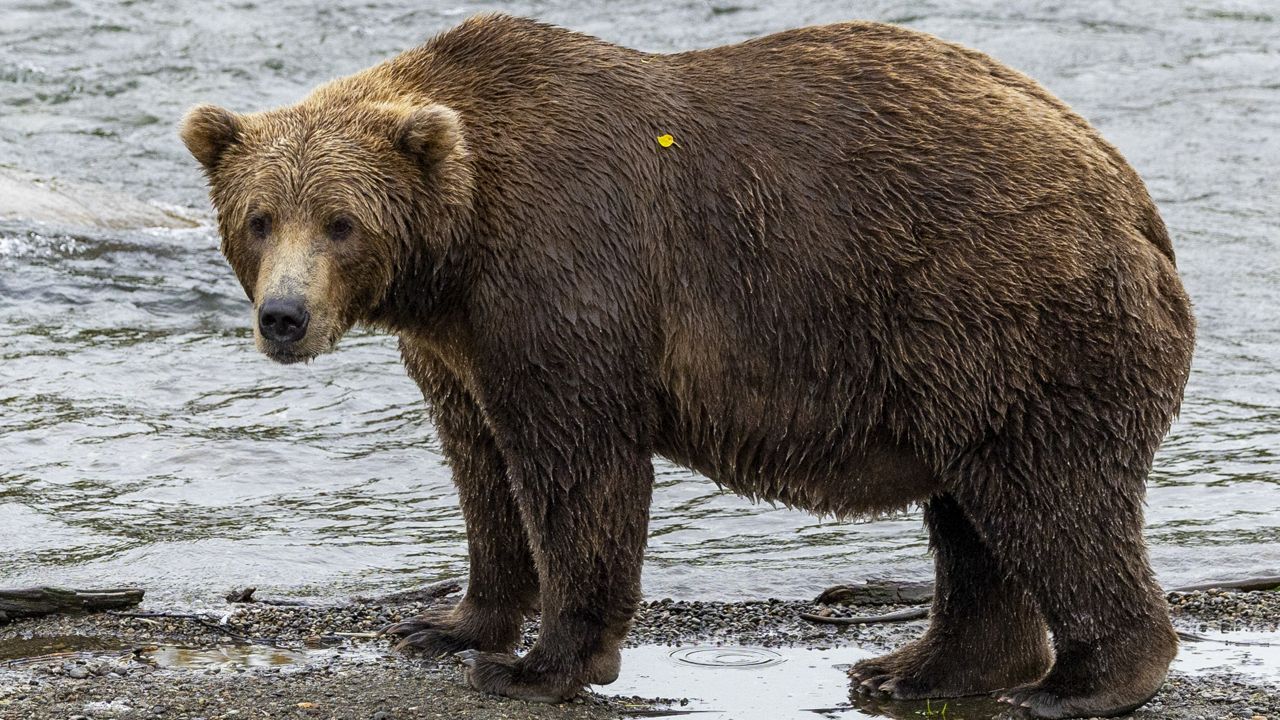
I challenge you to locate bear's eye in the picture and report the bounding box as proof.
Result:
[327,216,355,241]
[247,212,271,239]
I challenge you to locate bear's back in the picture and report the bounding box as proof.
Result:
[368,15,1171,275]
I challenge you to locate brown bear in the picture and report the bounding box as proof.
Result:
[180,14,1194,719]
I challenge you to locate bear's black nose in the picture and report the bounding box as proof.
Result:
[258,297,310,343]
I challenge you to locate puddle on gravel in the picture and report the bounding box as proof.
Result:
[0,635,339,671]
[606,636,1280,720]
[0,635,129,664]
[143,644,321,669]
[604,645,1010,719]
[1173,631,1280,685]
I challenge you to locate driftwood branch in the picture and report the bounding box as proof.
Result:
[799,606,930,625]
[355,578,465,605]
[813,581,934,606]
[0,587,144,624]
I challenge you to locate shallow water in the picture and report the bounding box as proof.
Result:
[1,0,1277,603]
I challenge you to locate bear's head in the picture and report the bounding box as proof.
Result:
[180,98,473,363]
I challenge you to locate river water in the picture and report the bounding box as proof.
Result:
[0,0,1276,604]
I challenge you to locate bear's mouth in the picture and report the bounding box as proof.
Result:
[259,327,340,365]
[263,347,316,365]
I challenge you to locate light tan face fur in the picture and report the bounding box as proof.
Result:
[249,217,344,362]
[179,100,469,364]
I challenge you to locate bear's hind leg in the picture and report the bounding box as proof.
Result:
[853,493,1051,699]
[955,438,1177,719]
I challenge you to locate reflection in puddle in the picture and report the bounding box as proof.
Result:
[0,635,337,672]
[143,644,320,669]
[0,635,128,665]
[848,695,1013,720]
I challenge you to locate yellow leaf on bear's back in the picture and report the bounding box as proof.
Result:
[656,134,675,148]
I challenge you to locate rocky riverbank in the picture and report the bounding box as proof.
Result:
[0,587,1276,720]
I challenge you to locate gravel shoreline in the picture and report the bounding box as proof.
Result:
[0,587,1275,720]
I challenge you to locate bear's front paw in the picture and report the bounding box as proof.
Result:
[382,603,523,657]
[455,650,583,703]
[849,654,899,684]
[851,653,930,698]
[850,633,1051,701]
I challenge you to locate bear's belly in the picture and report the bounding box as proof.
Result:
[653,390,938,518]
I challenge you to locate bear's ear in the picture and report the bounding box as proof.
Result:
[393,104,466,170]
[180,104,243,172]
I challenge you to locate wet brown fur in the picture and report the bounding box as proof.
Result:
[181,14,1195,718]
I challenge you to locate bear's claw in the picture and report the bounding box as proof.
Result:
[380,618,430,637]
[996,686,1068,717]
[854,672,937,701]
[994,683,1158,719]
[381,613,475,657]
[855,674,892,694]
[396,627,470,656]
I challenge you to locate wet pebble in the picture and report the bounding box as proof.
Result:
[1168,590,1280,632]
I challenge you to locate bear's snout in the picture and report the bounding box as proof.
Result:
[258,296,310,345]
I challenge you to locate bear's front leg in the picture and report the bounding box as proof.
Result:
[456,416,654,702]
[385,352,540,657]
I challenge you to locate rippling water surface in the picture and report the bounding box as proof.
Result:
[0,0,1276,603]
